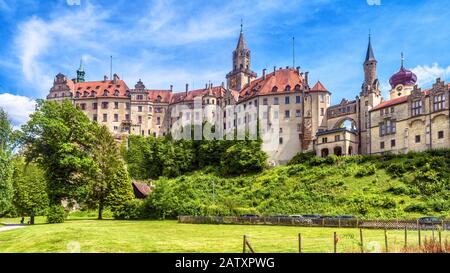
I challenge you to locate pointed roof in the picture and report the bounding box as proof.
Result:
[310,81,329,92]
[78,58,84,72]
[365,35,376,63]
[236,31,247,49]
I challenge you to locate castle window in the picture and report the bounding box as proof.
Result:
[415,135,421,143]
[433,94,445,111]
[320,94,324,103]
[391,139,396,147]
[125,114,130,120]
[91,91,96,97]
[138,106,143,112]
[103,114,107,122]
[138,116,143,124]
[126,102,131,109]
[285,85,291,91]
[279,137,283,145]
[103,90,109,96]
[297,124,301,132]
[137,94,144,100]
[294,85,301,91]
[125,90,131,97]
[335,135,341,142]
[272,86,278,93]
[157,95,162,103]
[320,108,324,116]
[80,103,86,110]
[285,110,290,118]
[438,131,444,139]
[380,142,385,149]
[296,96,301,104]
[285,96,290,104]
[93,103,98,110]
[83,91,89,97]
[114,90,119,96]
[263,98,268,105]
[274,97,279,105]
[411,100,422,116]
[114,102,119,109]
[75,92,81,98]
[391,107,395,113]
[93,114,97,122]
[114,114,118,122]
[296,109,301,117]
[322,137,328,143]
[101,102,108,109]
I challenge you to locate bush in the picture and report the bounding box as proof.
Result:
[355,164,376,177]
[386,185,409,195]
[47,205,65,223]
[404,203,428,213]
[113,199,147,220]
[287,151,316,165]
[386,162,408,177]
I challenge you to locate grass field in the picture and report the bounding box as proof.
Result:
[1,217,448,253]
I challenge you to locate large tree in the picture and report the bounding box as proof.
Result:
[87,125,134,219]
[21,100,98,208]
[0,109,16,215]
[12,157,49,219]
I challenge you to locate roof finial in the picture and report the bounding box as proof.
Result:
[79,58,83,71]
[401,52,404,69]
[240,18,243,33]
[369,28,371,40]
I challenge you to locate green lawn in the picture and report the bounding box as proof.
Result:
[0,218,448,253]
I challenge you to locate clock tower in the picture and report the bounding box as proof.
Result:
[226,23,257,91]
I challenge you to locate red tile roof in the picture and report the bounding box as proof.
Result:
[310,81,329,93]
[239,68,306,99]
[169,86,226,104]
[74,79,130,98]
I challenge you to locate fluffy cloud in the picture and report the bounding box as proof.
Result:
[412,63,450,87]
[0,93,36,127]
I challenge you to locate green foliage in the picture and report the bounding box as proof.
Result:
[138,149,450,220]
[86,125,134,219]
[112,199,147,220]
[124,134,267,179]
[47,205,65,223]
[0,108,16,215]
[287,151,316,165]
[21,100,99,205]
[12,158,49,216]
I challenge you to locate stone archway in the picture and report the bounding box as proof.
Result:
[334,146,343,156]
[334,117,358,131]
[321,148,329,158]
[348,146,353,155]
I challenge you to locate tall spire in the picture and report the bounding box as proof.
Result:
[365,30,376,63]
[76,58,85,83]
[401,52,404,69]
[236,20,247,49]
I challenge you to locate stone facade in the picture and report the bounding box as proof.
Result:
[47,31,450,164]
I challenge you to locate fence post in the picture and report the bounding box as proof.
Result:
[404,227,407,249]
[384,228,388,253]
[334,232,337,253]
[438,228,442,252]
[418,226,421,248]
[243,235,247,253]
[298,233,302,254]
[360,228,364,253]
[338,218,341,228]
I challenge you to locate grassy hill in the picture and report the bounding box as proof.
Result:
[145,150,450,220]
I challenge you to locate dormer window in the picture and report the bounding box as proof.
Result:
[285,85,291,91]
[272,86,278,92]
[91,91,96,97]
[295,84,301,91]
[156,95,162,103]
[83,91,89,97]
[96,86,100,89]
[103,90,109,96]
[75,92,81,98]
[114,90,119,96]
[125,90,131,97]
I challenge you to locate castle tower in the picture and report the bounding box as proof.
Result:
[359,33,382,154]
[226,22,257,91]
[76,59,85,83]
[388,53,417,100]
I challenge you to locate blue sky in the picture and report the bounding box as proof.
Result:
[1,0,450,126]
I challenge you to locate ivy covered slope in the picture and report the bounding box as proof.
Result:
[146,150,450,220]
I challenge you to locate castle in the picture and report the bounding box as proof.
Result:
[47,29,450,165]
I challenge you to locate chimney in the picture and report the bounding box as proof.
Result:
[262,69,266,79]
[221,82,224,88]
[273,66,277,73]
[170,85,173,92]
[113,73,119,83]
[185,83,189,94]
[103,75,108,82]
[205,83,208,89]
[305,72,309,85]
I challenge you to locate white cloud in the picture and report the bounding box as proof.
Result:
[412,63,450,87]
[0,93,36,127]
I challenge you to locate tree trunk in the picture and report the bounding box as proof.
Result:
[98,204,103,220]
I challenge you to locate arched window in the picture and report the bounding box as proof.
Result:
[83,91,89,97]
[295,84,301,91]
[321,148,329,158]
[285,85,291,91]
[103,90,109,96]
[125,90,131,97]
[157,95,162,103]
[272,86,278,93]
[334,146,343,156]
[114,90,120,96]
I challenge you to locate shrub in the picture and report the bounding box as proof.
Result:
[355,164,376,177]
[47,205,65,223]
[404,203,428,213]
[386,185,409,195]
[386,163,407,177]
[113,199,147,220]
[287,151,316,165]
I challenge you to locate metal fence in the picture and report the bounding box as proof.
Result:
[178,216,450,230]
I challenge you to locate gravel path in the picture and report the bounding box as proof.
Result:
[0,224,26,232]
